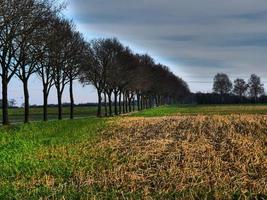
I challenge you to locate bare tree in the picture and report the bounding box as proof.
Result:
[79,39,107,117]
[0,0,61,124]
[80,38,124,117]
[233,78,248,102]
[36,26,55,121]
[36,51,55,121]
[49,18,74,120]
[134,54,155,109]
[15,0,53,123]
[213,73,232,103]
[103,38,124,116]
[248,74,264,102]
[1,1,191,124]
[35,6,63,121]
[66,31,86,119]
[0,0,28,125]
[115,47,137,114]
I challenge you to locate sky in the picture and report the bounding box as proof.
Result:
[6,0,267,105]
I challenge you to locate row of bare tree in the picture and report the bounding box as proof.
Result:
[0,0,189,125]
[79,38,190,117]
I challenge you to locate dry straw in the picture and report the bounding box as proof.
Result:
[93,115,267,199]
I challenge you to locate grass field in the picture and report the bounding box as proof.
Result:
[132,104,267,117]
[0,106,98,123]
[2,104,267,123]
[0,118,107,199]
[0,105,267,199]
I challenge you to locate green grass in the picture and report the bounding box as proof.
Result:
[131,104,267,117]
[0,106,98,123]
[1,104,267,198]
[0,118,108,199]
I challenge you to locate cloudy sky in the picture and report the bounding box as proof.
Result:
[8,0,267,105]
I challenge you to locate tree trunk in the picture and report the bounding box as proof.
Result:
[128,97,131,112]
[220,92,223,104]
[97,90,102,117]
[2,74,9,125]
[104,92,108,117]
[145,98,147,109]
[132,95,135,111]
[140,96,143,110]
[125,93,128,113]
[119,92,122,114]
[149,97,152,108]
[23,80,30,123]
[108,93,112,116]
[122,93,125,113]
[57,90,63,120]
[143,97,146,109]
[43,89,48,121]
[114,91,118,115]
[137,93,140,111]
[155,95,159,107]
[69,78,74,119]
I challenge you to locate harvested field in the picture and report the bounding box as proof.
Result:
[94,115,267,199]
[1,115,267,199]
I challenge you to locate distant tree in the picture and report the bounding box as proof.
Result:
[248,74,264,102]
[213,73,232,102]
[233,78,248,102]
[116,48,139,113]
[102,38,124,116]
[80,38,129,117]
[134,54,155,110]
[9,99,16,107]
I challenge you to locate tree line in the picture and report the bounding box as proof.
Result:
[0,0,189,125]
[192,73,265,104]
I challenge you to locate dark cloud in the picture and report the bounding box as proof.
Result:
[66,0,267,92]
[159,35,197,42]
[222,34,267,47]
[228,11,267,20]
[178,58,224,68]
